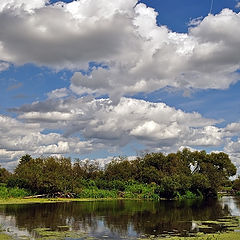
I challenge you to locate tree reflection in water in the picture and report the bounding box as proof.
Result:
[0,197,236,239]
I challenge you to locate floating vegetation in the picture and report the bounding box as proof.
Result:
[0,233,14,240]
[139,216,240,240]
[193,216,240,234]
[143,231,240,240]
[1,217,240,240]
[56,226,70,231]
[32,228,92,240]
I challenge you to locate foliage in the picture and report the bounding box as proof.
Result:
[0,166,11,184]
[0,184,29,199]
[236,191,240,196]
[176,190,199,200]
[0,233,13,240]
[77,188,118,199]
[124,181,160,200]
[75,181,159,200]
[6,149,237,200]
[232,176,240,191]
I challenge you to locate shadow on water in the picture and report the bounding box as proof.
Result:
[0,197,239,239]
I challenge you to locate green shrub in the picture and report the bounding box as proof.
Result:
[176,190,198,200]
[0,184,29,199]
[125,182,159,200]
[123,191,136,199]
[159,177,180,199]
[77,188,118,199]
[236,191,240,196]
[8,187,29,198]
[76,182,160,200]
[0,185,9,198]
[95,179,126,191]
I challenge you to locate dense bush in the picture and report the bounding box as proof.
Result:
[2,148,236,200]
[233,177,240,191]
[176,190,198,200]
[0,184,29,198]
[77,188,118,199]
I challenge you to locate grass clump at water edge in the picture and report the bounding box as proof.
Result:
[0,184,29,199]
[147,231,240,240]
[0,233,13,240]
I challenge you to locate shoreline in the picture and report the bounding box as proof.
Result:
[0,196,189,205]
[0,233,12,240]
[0,197,144,205]
[153,232,240,240]
[1,230,240,240]
[0,196,206,205]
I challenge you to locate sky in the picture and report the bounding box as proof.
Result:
[1,0,240,172]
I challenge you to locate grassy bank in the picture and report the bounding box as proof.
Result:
[0,194,201,205]
[1,229,240,240]
[150,231,240,240]
[0,233,13,240]
[0,197,132,205]
[0,182,163,204]
[0,180,203,204]
[29,228,240,240]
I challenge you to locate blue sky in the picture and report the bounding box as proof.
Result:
[141,0,237,32]
[1,0,240,171]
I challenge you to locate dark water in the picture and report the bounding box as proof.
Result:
[0,197,240,239]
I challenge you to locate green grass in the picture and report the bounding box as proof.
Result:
[33,228,87,239]
[176,190,200,200]
[77,188,118,199]
[0,184,29,199]
[1,228,240,240]
[0,197,117,205]
[0,233,13,240]
[124,182,160,200]
[75,182,160,200]
[149,231,240,240]
[1,230,240,240]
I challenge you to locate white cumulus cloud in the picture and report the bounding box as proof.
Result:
[12,96,222,153]
[0,1,239,100]
[3,95,240,170]
[236,2,240,8]
[0,114,93,170]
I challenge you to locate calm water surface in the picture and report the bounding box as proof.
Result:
[0,197,240,239]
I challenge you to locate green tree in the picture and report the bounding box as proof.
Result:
[104,158,134,181]
[189,151,236,196]
[233,176,240,191]
[0,166,11,183]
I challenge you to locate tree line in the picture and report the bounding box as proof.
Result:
[0,149,238,199]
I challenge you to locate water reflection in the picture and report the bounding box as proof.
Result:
[0,197,239,239]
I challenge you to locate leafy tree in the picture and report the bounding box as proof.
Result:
[19,154,32,165]
[104,158,134,181]
[9,149,237,199]
[0,166,11,183]
[233,176,240,191]
[14,156,44,192]
[189,151,236,196]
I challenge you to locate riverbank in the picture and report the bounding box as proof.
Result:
[0,233,12,240]
[0,196,205,205]
[0,197,128,205]
[0,230,240,240]
[154,231,240,240]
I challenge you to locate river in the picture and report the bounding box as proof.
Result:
[0,196,240,239]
